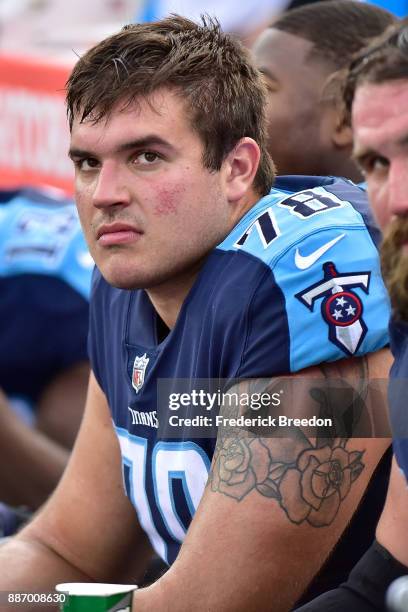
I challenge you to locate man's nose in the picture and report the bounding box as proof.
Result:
[388,157,408,217]
[92,162,131,209]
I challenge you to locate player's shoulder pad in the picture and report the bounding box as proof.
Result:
[0,187,93,299]
[218,175,390,369]
[218,175,380,263]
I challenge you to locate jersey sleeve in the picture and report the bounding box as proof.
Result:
[220,177,391,376]
[272,223,390,371]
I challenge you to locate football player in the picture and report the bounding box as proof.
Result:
[0,16,394,611]
[0,187,92,516]
[252,0,396,179]
[296,17,408,612]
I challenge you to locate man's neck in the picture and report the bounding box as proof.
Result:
[146,258,206,330]
[336,158,363,184]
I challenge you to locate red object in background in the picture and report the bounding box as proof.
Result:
[0,54,74,196]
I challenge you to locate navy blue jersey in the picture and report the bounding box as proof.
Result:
[0,188,93,414]
[389,318,408,483]
[89,176,390,565]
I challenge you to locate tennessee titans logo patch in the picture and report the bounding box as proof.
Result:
[324,292,362,326]
[296,262,371,355]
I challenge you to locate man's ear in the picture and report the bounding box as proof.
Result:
[321,70,353,150]
[332,117,354,148]
[223,138,261,202]
[321,101,353,149]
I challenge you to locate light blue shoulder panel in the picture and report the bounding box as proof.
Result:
[218,181,390,371]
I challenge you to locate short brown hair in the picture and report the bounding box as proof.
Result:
[343,17,408,122]
[66,15,275,196]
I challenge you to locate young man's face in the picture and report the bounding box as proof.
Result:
[69,89,232,290]
[352,80,408,320]
[252,28,333,176]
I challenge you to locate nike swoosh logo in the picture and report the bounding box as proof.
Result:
[295,233,346,270]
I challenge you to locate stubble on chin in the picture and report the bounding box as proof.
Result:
[381,216,408,322]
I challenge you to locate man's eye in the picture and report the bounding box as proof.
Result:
[75,158,99,171]
[371,156,389,172]
[135,151,161,165]
[362,155,389,174]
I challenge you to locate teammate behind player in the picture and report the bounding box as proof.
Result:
[0,16,394,611]
[252,3,397,595]
[296,17,408,612]
[252,0,396,179]
[0,188,92,518]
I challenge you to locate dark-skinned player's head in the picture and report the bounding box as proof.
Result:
[253,0,396,180]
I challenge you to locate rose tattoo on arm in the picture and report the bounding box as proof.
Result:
[208,359,368,527]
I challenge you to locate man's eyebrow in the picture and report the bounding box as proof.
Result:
[352,133,408,163]
[68,135,175,159]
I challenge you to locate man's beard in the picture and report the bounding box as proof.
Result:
[381,216,408,322]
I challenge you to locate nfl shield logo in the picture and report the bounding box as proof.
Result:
[132,353,149,393]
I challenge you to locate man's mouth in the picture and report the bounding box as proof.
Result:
[96,223,143,246]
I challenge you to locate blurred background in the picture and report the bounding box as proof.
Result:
[0,0,405,196]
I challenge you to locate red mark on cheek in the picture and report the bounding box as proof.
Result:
[154,201,177,215]
[153,184,185,216]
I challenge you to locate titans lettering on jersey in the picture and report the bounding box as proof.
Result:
[0,188,93,409]
[88,176,390,566]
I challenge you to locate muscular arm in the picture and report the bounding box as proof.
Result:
[0,362,89,509]
[0,372,153,597]
[134,350,392,611]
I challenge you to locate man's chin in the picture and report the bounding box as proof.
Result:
[98,265,148,290]
[98,263,180,291]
